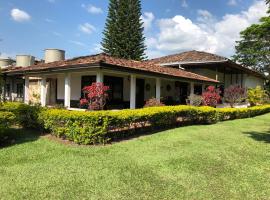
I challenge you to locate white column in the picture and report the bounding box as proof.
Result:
[130,75,136,109]
[96,71,104,83]
[190,82,194,95]
[155,78,161,101]
[24,76,29,104]
[40,76,46,107]
[64,73,71,108]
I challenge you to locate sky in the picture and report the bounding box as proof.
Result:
[0,0,268,60]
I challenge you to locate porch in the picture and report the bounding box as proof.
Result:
[23,69,208,109]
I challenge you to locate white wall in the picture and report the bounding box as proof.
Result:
[57,74,65,100]
[243,74,264,88]
[70,74,81,100]
[188,67,265,88]
[161,79,176,100]
[144,78,155,100]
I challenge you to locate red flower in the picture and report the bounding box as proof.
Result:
[81,82,110,110]
[202,86,221,107]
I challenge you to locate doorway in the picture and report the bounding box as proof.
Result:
[136,78,145,108]
[179,82,188,104]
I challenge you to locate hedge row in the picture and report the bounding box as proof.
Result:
[0,111,16,131]
[39,105,270,145]
[1,102,270,145]
[0,102,41,129]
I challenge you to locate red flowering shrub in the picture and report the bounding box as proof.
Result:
[202,86,221,107]
[80,82,110,110]
[224,85,247,107]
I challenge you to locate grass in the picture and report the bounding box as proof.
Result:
[0,115,270,200]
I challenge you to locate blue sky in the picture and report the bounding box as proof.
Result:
[0,0,268,60]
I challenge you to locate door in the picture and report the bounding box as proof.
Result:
[136,78,145,108]
[179,82,188,104]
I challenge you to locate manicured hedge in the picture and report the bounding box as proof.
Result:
[0,111,16,141]
[0,102,41,129]
[39,105,270,145]
[2,102,270,145]
[0,111,16,130]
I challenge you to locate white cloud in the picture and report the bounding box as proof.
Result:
[78,23,96,34]
[81,4,103,14]
[141,12,155,30]
[10,8,31,22]
[45,18,55,23]
[228,0,237,6]
[181,0,188,8]
[69,40,88,47]
[52,31,62,37]
[93,43,102,53]
[146,0,268,58]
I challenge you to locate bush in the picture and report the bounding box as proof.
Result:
[202,86,221,107]
[224,85,247,107]
[0,111,16,130]
[187,94,203,106]
[248,86,269,106]
[39,105,270,145]
[144,98,165,108]
[0,111,16,141]
[80,82,110,110]
[2,102,270,145]
[0,102,42,129]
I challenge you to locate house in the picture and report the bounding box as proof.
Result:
[150,50,265,92]
[0,49,265,109]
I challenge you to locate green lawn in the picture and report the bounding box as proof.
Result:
[1,114,270,200]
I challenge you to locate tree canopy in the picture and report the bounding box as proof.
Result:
[101,0,146,60]
[233,6,270,73]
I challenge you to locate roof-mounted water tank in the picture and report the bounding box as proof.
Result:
[44,49,65,63]
[16,55,35,67]
[0,58,14,68]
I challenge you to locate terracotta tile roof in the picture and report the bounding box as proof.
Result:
[149,50,266,79]
[150,50,227,64]
[3,53,218,83]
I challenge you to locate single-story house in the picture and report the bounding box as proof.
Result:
[150,50,265,91]
[0,49,266,109]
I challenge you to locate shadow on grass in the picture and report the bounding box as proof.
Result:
[0,128,41,148]
[243,131,270,144]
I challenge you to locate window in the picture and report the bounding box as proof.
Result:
[17,83,24,98]
[194,84,203,95]
[81,76,96,98]
[5,84,11,97]
[104,76,123,103]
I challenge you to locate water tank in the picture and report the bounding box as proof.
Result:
[16,55,35,67]
[0,58,14,68]
[44,49,65,63]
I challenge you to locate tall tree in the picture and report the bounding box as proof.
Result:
[101,0,146,60]
[233,14,270,73]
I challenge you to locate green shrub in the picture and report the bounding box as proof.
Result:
[2,102,270,145]
[0,102,42,129]
[39,104,270,145]
[38,106,219,145]
[0,111,16,141]
[0,111,16,130]
[248,86,269,106]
